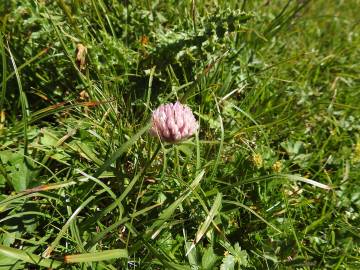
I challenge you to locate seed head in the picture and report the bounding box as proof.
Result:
[150,101,198,142]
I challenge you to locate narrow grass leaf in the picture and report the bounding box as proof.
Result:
[85,217,130,250]
[130,203,162,218]
[64,249,128,263]
[303,212,333,234]
[223,200,281,233]
[76,169,116,200]
[81,170,142,229]
[126,224,191,270]
[0,47,49,88]
[149,170,205,239]
[0,211,51,223]
[0,180,76,209]
[282,174,332,190]
[0,244,62,268]
[0,33,7,110]
[185,241,198,268]
[43,190,105,257]
[195,193,222,244]
[86,204,161,249]
[240,174,331,190]
[186,193,222,256]
[209,97,224,182]
[93,122,151,178]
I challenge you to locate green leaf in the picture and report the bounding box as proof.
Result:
[201,246,218,270]
[40,129,59,147]
[8,162,29,192]
[185,241,198,269]
[220,242,249,268]
[0,252,24,270]
[1,232,16,247]
[0,151,29,191]
[232,243,249,267]
[220,254,235,270]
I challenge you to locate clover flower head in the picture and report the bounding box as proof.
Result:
[150,101,198,142]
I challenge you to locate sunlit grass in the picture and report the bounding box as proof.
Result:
[0,0,359,269]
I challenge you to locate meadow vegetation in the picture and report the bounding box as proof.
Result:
[0,0,359,269]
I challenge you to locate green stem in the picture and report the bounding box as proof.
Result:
[126,142,162,249]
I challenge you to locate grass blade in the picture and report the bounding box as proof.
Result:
[64,249,128,263]
[186,193,222,256]
[149,170,205,239]
[223,200,281,233]
[240,174,332,190]
[195,193,222,244]
[43,190,105,257]
[93,122,151,178]
[0,244,61,268]
[0,180,76,210]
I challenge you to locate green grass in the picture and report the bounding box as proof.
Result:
[1,0,360,269]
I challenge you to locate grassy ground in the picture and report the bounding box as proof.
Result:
[0,0,360,269]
